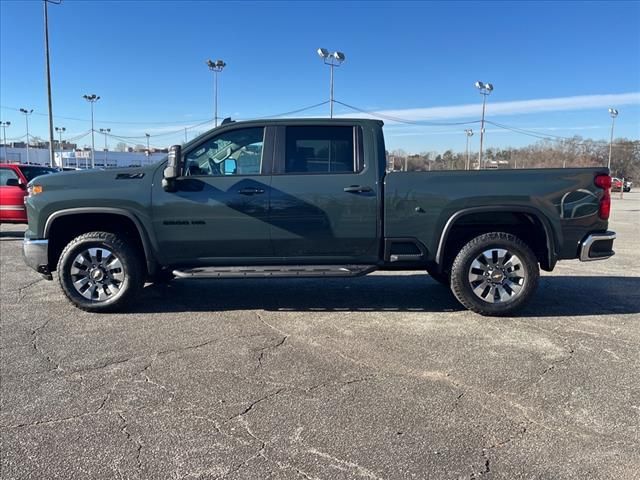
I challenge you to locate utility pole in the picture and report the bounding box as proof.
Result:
[475,81,493,169]
[19,109,33,164]
[55,126,65,167]
[464,129,474,170]
[608,108,618,171]
[317,48,346,118]
[206,59,226,127]
[43,0,60,168]
[83,94,100,168]
[0,121,10,163]
[99,128,111,166]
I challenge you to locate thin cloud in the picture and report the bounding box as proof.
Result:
[341,92,640,122]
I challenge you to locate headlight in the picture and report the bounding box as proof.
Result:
[27,184,43,196]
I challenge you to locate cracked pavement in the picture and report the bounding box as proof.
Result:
[1,193,639,479]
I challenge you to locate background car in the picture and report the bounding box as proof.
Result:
[623,179,633,192]
[611,177,623,192]
[0,164,58,224]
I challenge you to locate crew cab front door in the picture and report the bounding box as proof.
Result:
[269,124,379,263]
[151,126,274,264]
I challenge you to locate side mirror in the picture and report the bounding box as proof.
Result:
[223,158,237,175]
[162,144,182,192]
[6,178,25,189]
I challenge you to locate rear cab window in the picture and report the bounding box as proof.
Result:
[283,125,362,174]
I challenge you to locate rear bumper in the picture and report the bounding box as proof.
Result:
[579,231,616,262]
[23,238,52,279]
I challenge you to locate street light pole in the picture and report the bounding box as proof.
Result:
[317,48,346,118]
[43,0,60,168]
[464,129,474,170]
[608,108,618,171]
[19,109,33,164]
[83,94,100,168]
[206,59,226,127]
[99,128,111,166]
[55,126,65,167]
[0,121,10,163]
[474,81,493,169]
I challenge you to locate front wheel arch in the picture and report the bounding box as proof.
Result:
[45,210,156,276]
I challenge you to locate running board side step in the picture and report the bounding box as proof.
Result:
[172,265,377,279]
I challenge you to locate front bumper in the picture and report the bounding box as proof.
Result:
[579,231,616,262]
[23,238,52,279]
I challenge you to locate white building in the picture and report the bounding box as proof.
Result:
[0,147,166,168]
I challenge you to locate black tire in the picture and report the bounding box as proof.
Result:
[57,231,144,312]
[450,232,539,316]
[426,266,450,286]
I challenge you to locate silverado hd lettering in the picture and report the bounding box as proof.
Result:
[23,119,616,315]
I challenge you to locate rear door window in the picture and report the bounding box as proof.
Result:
[284,126,359,174]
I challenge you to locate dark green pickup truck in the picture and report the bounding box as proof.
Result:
[23,118,616,315]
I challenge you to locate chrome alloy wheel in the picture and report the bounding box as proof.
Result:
[467,248,526,304]
[70,247,125,301]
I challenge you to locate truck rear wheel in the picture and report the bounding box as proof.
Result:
[57,231,144,312]
[450,232,539,316]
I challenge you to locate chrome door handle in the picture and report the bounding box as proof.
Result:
[238,187,265,195]
[343,185,373,193]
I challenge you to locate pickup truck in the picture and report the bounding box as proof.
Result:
[22,118,616,315]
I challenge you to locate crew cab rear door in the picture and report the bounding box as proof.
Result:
[269,124,379,262]
[151,126,274,263]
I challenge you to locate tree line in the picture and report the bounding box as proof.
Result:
[388,137,639,179]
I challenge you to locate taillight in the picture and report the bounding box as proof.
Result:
[595,174,611,220]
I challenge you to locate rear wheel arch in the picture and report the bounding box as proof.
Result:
[435,207,557,273]
[44,209,156,276]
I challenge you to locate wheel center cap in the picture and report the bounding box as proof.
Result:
[491,271,504,282]
[90,268,105,282]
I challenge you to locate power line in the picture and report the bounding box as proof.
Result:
[334,100,482,126]
[0,105,210,126]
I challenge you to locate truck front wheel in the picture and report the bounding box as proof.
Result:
[450,232,539,316]
[57,231,144,312]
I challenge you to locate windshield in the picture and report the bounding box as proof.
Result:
[20,166,58,182]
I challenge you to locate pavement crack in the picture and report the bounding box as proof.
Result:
[5,411,97,429]
[256,312,289,337]
[256,334,288,369]
[16,278,45,300]
[307,447,384,479]
[306,374,376,393]
[535,345,575,384]
[227,388,285,422]
[29,317,61,373]
[117,412,143,471]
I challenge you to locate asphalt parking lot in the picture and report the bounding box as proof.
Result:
[1,193,639,480]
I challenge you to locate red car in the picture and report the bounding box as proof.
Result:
[0,164,58,223]
[611,177,623,192]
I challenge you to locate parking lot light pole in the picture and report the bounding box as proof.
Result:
[317,48,346,118]
[206,59,226,127]
[475,81,493,169]
[19,109,33,164]
[55,126,65,167]
[464,129,474,170]
[99,128,111,166]
[44,0,61,167]
[607,108,618,171]
[0,121,10,162]
[83,94,100,168]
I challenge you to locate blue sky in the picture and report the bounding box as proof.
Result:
[1,0,639,153]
